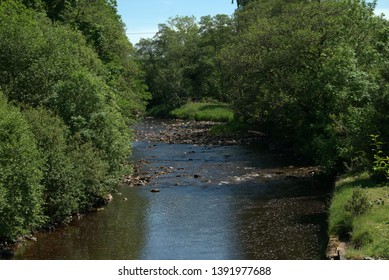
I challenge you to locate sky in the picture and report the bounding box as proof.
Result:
[117,0,236,44]
[117,0,389,45]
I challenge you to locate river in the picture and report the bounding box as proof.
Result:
[12,119,330,260]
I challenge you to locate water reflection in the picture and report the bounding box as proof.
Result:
[14,189,148,260]
[13,134,329,259]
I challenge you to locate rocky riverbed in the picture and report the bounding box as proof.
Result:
[133,117,264,146]
[124,118,323,188]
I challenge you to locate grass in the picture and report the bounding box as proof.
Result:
[328,172,389,259]
[171,102,234,122]
[148,101,234,122]
[210,120,250,135]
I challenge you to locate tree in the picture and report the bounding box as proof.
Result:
[0,0,147,238]
[0,93,44,240]
[136,16,200,106]
[136,14,234,106]
[196,14,235,101]
[222,0,386,169]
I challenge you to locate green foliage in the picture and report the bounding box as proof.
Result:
[170,102,234,122]
[67,136,111,211]
[147,104,176,118]
[0,93,44,240]
[329,172,389,259]
[328,186,354,237]
[328,172,372,237]
[371,135,389,180]
[222,0,387,170]
[329,173,389,259]
[23,107,113,223]
[210,120,250,136]
[22,108,79,224]
[0,0,146,240]
[344,188,372,216]
[148,101,234,122]
[136,14,234,106]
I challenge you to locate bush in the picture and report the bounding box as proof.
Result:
[344,188,372,216]
[23,107,113,223]
[22,107,80,224]
[67,137,110,211]
[0,93,44,240]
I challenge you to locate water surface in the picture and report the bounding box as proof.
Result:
[13,122,330,260]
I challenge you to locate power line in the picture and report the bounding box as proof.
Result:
[127,32,156,35]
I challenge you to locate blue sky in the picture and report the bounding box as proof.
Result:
[117,0,389,45]
[117,0,236,44]
[376,0,389,18]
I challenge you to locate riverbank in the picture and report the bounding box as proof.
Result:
[327,172,389,259]
[147,101,234,122]
[5,118,330,259]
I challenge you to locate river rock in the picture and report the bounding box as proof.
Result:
[150,188,160,193]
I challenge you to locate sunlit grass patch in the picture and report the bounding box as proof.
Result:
[328,172,389,259]
[170,102,234,122]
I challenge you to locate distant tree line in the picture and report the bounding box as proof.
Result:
[136,14,235,107]
[0,0,149,241]
[136,0,388,175]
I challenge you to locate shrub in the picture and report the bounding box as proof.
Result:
[344,188,372,216]
[23,107,113,223]
[23,107,80,224]
[67,137,110,211]
[0,93,44,240]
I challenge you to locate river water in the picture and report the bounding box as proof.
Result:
[12,120,330,260]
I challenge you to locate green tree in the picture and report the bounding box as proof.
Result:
[0,93,44,240]
[0,0,146,234]
[222,0,385,170]
[22,108,80,224]
[195,14,234,101]
[136,14,234,106]
[137,16,200,106]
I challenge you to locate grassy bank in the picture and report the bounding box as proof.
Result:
[148,101,234,122]
[328,172,389,259]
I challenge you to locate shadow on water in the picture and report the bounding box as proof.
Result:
[12,120,332,260]
[13,189,148,260]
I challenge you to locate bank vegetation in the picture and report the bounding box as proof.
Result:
[136,0,389,258]
[0,0,149,243]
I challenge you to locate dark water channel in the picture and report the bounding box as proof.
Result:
[13,120,330,260]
